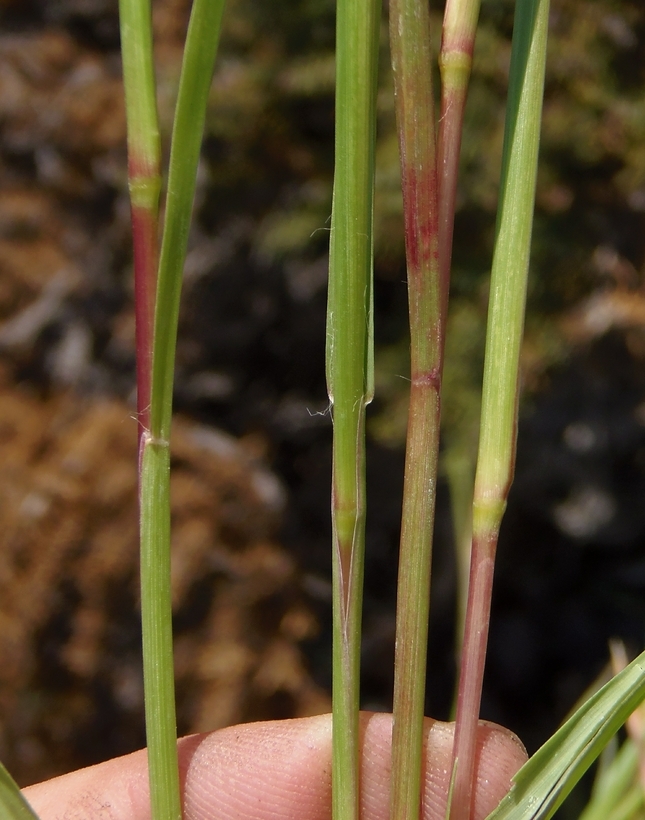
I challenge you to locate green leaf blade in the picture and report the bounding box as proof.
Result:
[150,0,227,442]
[0,762,40,820]
[487,651,645,820]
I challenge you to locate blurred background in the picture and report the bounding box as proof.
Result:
[0,0,644,805]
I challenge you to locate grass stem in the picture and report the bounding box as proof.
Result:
[135,1,226,818]
[119,0,161,440]
[326,1,380,818]
[387,0,443,817]
[139,436,178,820]
[437,0,481,306]
[449,1,550,817]
[436,0,481,673]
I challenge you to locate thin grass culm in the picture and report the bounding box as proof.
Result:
[436,0,481,654]
[3,4,645,820]
[387,0,488,812]
[326,0,380,818]
[119,0,161,443]
[386,0,443,817]
[449,1,551,818]
[437,0,481,298]
[120,1,226,819]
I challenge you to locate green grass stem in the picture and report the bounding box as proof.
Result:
[139,438,178,820]
[137,2,226,819]
[119,0,161,438]
[326,1,380,818]
[450,1,550,817]
[386,0,443,817]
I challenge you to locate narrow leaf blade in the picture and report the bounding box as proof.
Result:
[0,762,40,820]
[487,650,645,820]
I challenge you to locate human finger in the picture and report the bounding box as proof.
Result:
[23,712,526,820]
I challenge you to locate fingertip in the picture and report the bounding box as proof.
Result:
[471,722,527,820]
[181,715,333,820]
[358,714,527,820]
[22,713,525,820]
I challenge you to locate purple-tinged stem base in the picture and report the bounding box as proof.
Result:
[450,529,498,820]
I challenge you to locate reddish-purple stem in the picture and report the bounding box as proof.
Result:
[132,204,157,437]
[127,156,159,448]
[450,531,499,819]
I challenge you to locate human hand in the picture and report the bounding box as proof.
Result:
[23,712,526,820]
